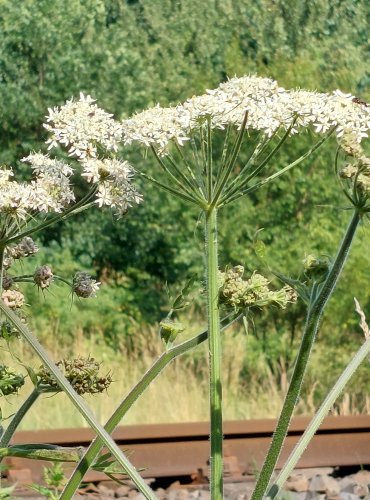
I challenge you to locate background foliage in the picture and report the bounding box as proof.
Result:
[1,0,370,415]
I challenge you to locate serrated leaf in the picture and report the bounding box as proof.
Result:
[273,271,310,304]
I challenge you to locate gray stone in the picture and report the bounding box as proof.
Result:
[309,474,340,495]
[340,493,361,500]
[98,484,115,497]
[197,491,211,500]
[354,483,369,497]
[340,477,358,492]
[167,489,190,500]
[115,485,131,498]
[285,473,310,492]
[130,494,146,500]
[293,468,334,479]
[352,470,370,487]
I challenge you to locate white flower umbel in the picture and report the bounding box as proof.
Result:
[44,93,123,159]
[82,157,143,216]
[121,75,370,153]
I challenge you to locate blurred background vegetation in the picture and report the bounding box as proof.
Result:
[1,0,370,426]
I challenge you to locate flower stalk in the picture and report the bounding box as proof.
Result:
[61,313,240,499]
[205,207,223,499]
[0,300,157,500]
[251,209,361,500]
[0,389,40,449]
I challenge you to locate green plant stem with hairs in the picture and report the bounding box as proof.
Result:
[251,209,361,500]
[205,207,223,499]
[61,312,240,500]
[0,301,157,500]
[0,389,39,450]
[270,327,370,499]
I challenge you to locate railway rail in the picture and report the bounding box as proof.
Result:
[4,415,370,485]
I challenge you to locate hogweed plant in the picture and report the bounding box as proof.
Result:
[0,76,369,500]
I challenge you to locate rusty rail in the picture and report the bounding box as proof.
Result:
[5,415,370,484]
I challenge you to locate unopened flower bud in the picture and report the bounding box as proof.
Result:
[0,364,25,396]
[2,274,13,290]
[303,255,330,282]
[9,237,39,259]
[34,265,53,289]
[160,318,184,345]
[1,289,25,309]
[72,272,100,298]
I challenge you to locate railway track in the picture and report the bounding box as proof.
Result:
[5,415,370,485]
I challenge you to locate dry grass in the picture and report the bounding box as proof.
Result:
[0,324,290,430]
[1,322,366,431]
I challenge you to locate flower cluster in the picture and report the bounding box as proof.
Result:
[0,154,74,221]
[82,157,142,216]
[0,364,25,396]
[218,266,297,311]
[44,93,122,159]
[36,357,112,395]
[72,272,100,298]
[121,75,370,152]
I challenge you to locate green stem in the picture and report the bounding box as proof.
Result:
[251,209,361,500]
[61,313,240,499]
[0,389,40,449]
[269,332,370,499]
[211,111,248,208]
[173,143,207,200]
[150,146,205,205]
[222,128,335,207]
[0,247,5,294]
[139,171,202,207]
[0,301,156,500]
[205,207,223,499]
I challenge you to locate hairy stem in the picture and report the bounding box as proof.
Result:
[0,389,39,450]
[251,209,360,500]
[205,207,223,499]
[61,313,240,499]
[0,301,156,500]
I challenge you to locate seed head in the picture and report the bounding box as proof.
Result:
[219,266,297,310]
[36,357,112,395]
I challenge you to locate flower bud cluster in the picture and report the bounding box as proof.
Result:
[8,237,39,259]
[339,134,370,197]
[36,357,112,395]
[0,364,25,396]
[72,272,100,298]
[33,265,53,289]
[219,266,297,311]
